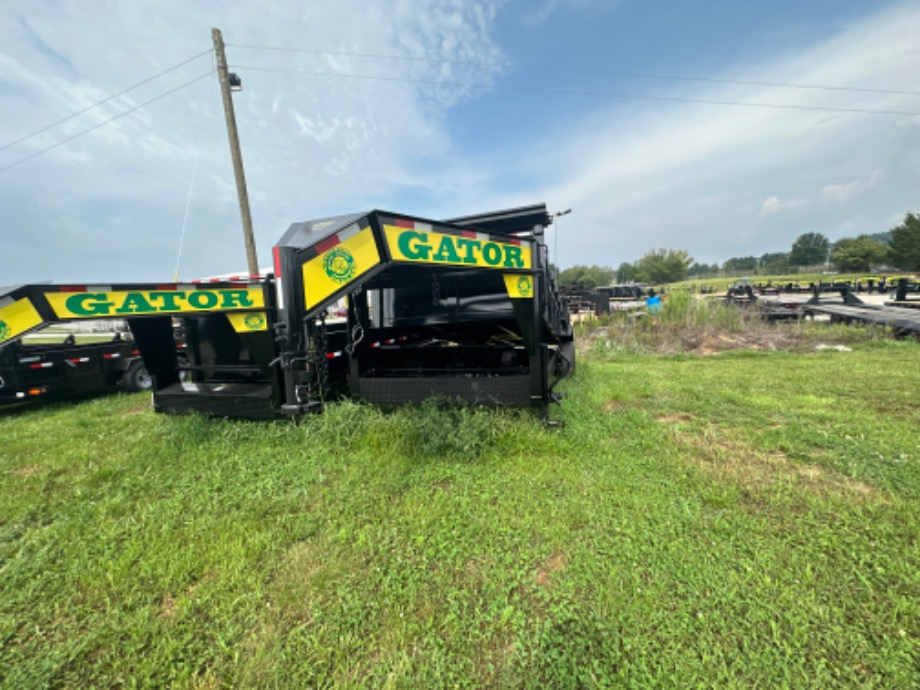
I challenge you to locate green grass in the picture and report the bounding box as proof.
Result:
[2,341,919,687]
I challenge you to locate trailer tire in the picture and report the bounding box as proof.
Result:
[123,360,152,393]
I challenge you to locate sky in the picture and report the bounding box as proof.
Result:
[1,0,919,283]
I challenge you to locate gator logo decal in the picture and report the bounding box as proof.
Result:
[244,313,265,329]
[0,320,9,341]
[302,226,381,310]
[503,273,534,299]
[323,246,357,284]
[517,276,533,297]
[227,311,268,333]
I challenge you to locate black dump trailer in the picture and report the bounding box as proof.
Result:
[0,332,153,404]
[0,204,575,419]
[0,286,157,404]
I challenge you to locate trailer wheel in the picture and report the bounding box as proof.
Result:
[123,360,152,392]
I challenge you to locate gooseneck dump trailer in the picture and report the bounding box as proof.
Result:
[0,204,574,419]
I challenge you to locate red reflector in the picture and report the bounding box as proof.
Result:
[394,218,415,228]
[131,350,140,356]
[273,246,282,279]
[314,235,340,254]
[155,284,177,291]
[58,285,87,292]
[461,230,477,239]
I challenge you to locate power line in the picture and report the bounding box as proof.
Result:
[0,73,213,174]
[231,65,920,117]
[0,49,213,153]
[227,43,920,98]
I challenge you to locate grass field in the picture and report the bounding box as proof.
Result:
[1,333,919,686]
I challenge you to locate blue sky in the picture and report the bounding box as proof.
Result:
[1,0,918,283]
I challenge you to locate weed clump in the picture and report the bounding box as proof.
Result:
[410,398,496,460]
[577,292,895,357]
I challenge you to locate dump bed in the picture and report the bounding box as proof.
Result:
[271,205,573,415]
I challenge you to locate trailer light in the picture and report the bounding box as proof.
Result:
[28,388,45,396]
[29,362,53,369]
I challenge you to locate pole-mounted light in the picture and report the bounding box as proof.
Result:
[551,208,572,280]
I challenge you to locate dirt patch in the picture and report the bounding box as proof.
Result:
[433,480,452,493]
[158,593,177,620]
[120,399,151,416]
[158,570,219,620]
[673,428,879,500]
[694,332,787,356]
[605,400,627,412]
[10,464,44,478]
[656,413,694,424]
[534,551,568,588]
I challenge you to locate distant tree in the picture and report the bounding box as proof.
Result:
[722,256,758,271]
[831,236,889,272]
[789,232,830,266]
[616,261,639,283]
[558,264,615,290]
[635,249,693,284]
[866,231,893,245]
[759,252,789,271]
[888,213,920,271]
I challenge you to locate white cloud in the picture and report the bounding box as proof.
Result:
[760,196,811,216]
[820,169,883,203]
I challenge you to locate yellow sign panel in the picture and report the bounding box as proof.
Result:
[384,225,532,270]
[0,297,44,344]
[46,288,265,319]
[227,311,268,333]
[303,227,380,309]
[503,274,534,299]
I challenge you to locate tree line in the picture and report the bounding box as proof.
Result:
[557,212,920,289]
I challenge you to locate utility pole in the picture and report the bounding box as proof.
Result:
[212,27,259,276]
